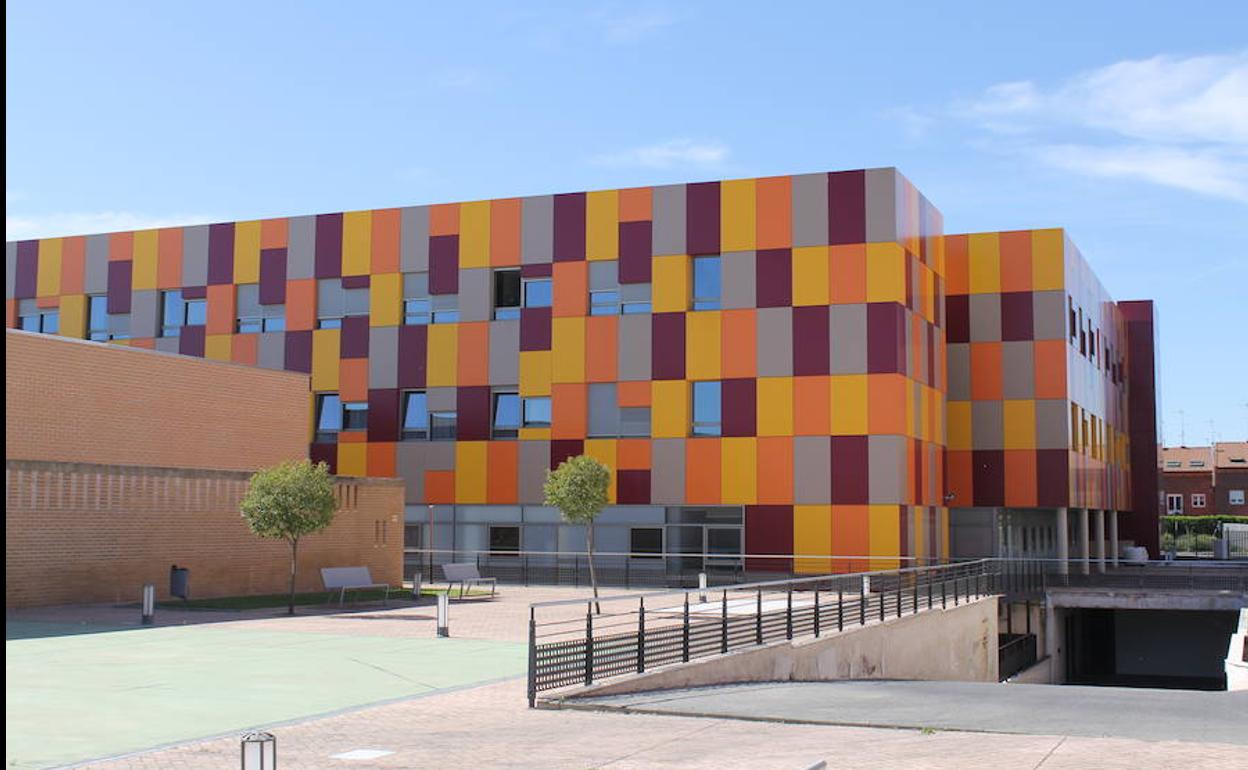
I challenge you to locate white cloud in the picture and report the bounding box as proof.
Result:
[6,211,219,240]
[593,138,729,169]
[959,51,1248,203]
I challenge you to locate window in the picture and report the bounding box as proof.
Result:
[403,273,431,325]
[523,277,552,308]
[590,289,620,316]
[235,284,285,333]
[630,528,663,558]
[621,284,652,314]
[692,256,721,310]
[317,279,368,329]
[315,394,343,442]
[161,290,205,337]
[587,384,652,438]
[691,381,722,437]
[523,396,551,428]
[1191,493,1206,509]
[492,392,520,439]
[402,391,428,440]
[1166,493,1183,515]
[1165,460,1181,468]
[87,295,110,341]
[494,270,521,320]
[430,411,457,440]
[17,300,58,334]
[489,525,521,554]
[1188,460,1205,468]
[1231,490,1246,506]
[1068,297,1077,340]
[342,402,368,431]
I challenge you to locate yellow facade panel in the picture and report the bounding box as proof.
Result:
[792,246,830,306]
[586,189,619,261]
[519,350,552,396]
[651,380,689,439]
[131,231,158,291]
[459,201,491,268]
[232,220,262,284]
[968,232,1001,294]
[757,377,794,436]
[369,272,402,326]
[794,505,832,573]
[868,504,901,570]
[652,254,689,313]
[551,316,586,383]
[425,324,458,387]
[830,375,868,435]
[720,437,757,504]
[865,242,905,304]
[720,178,756,252]
[685,310,722,380]
[341,211,372,277]
[455,441,489,503]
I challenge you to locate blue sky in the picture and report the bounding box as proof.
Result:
[7,1,1247,442]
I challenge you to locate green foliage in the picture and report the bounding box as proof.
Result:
[241,460,339,543]
[543,455,611,524]
[1160,515,1248,537]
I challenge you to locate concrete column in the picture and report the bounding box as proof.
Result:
[1055,507,1069,576]
[1093,509,1106,573]
[1109,511,1119,567]
[1077,508,1090,575]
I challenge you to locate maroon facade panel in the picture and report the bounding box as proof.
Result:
[428,235,459,294]
[651,312,686,380]
[618,220,653,283]
[340,315,369,359]
[721,378,757,437]
[284,329,313,373]
[519,307,552,351]
[314,213,343,279]
[550,439,584,470]
[396,325,428,388]
[106,260,133,314]
[456,386,492,441]
[792,305,830,376]
[1036,449,1069,508]
[828,170,866,245]
[520,263,553,278]
[1121,300,1160,556]
[1000,292,1033,341]
[310,442,337,474]
[182,285,208,300]
[178,324,206,358]
[745,505,794,571]
[14,241,38,299]
[830,435,869,504]
[341,275,370,289]
[685,182,720,256]
[367,389,401,442]
[206,223,235,286]
[972,449,1005,506]
[258,248,287,305]
[552,193,587,262]
[755,248,792,307]
[866,302,904,373]
[616,470,651,505]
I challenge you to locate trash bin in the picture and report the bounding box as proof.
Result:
[170,565,190,600]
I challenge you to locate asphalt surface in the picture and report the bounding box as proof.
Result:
[564,679,1248,744]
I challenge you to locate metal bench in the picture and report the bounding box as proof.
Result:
[321,566,398,606]
[441,563,498,599]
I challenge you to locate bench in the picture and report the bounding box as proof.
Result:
[441,563,497,599]
[321,566,399,607]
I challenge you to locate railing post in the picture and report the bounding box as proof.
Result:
[941,576,947,609]
[838,583,844,632]
[625,557,631,589]
[637,597,646,674]
[896,579,902,618]
[786,589,793,640]
[954,575,960,606]
[527,606,537,708]
[859,583,866,626]
[756,589,763,645]
[584,602,594,686]
[814,586,821,638]
[682,594,690,663]
[912,575,918,614]
[721,590,729,654]
[879,588,885,622]
[927,573,933,609]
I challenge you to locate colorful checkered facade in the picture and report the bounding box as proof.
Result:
[6,166,1150,571]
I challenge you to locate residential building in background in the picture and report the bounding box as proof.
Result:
[1161,442,1248,517]
[5,168,1160,578]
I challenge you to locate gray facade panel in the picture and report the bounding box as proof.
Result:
[5,242,16,298]
[518,440,551,503]
[864,168,899,245]
[129,290,160,339]
[756,307,793,377]
[426,386,457,412]
[369,326,399,387]
[1001,341,1036,400]
[968,293,1001,342]
[651,185,686,257]
[971,401,1004,451]
[458,268,491,322]
[946,343,971,401]
[868,434,906,504]
[153,336,181,355]
[1035,399,1070,450]
[521,196,553,264]
[829,304,868,374]
[617,313,652,381]
[257,331,287,371]
[84,234,110,293]
[286,216,316,280]
[182,225,210,286]
[721,250,756,309]
[396,442,426,503]
[793,436,831,504]
[791,173,829,248]
[650,439,686,504]
[488,320,520,385]
[423,441,456,471]
[399,206,430,272]
[1032,290,1066,341]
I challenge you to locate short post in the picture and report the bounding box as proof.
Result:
[721,590,729,653]
[636,597,646,673]
[584,602,594,686]
[954,576,960,606]
[140,584,155,626]
[879,588,885,622]
[682,594,691,663]
[699,571,708,604]
[941,577,947,609]
[411,571,423,600]
[527,607,537,708]
[895,580,902,618]
[436,592,449,637]
[240,731,276,770]
[838,583,844,632]
[813,587,821,638]
[858,584,866,626]
[927,574,933,609]
[912,576,918,614]
[756,589,763,645]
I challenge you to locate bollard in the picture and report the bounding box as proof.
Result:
[240,731,276,769]
[411,571,423,600]
[140,584,155,625]
[698,572,708,604]
[436,592,449,637]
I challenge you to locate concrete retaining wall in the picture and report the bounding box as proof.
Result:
[564,597,998,699]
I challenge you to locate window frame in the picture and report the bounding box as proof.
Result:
[488,525,521,555]
[87,295,111,341]
[491,391,521,439]
[314,393,343,442]
[429,410,458,441]
[630,527,664,559]
[690,381,722,437]
[522,277,553,309]
[493,269,522,320]
[401,390,429,441]
[341,401,369,432]
[1191,493,1206,509]
[522,396,552,429]
[691,255,722,311]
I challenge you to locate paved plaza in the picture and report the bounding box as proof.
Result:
[5,586,1245,769]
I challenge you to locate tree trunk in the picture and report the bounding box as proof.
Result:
[586,522,601,615]
[288,537,299,616]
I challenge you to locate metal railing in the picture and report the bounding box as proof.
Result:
[526,559,1022,706]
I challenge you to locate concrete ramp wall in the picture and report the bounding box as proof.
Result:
[563,597,998,699]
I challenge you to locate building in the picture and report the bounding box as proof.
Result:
[1161,442,1248,517]
[5,167,1159,579]
[5,329,403,608]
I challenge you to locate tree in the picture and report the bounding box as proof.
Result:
[543,455,611,613]
[240,459,339,615]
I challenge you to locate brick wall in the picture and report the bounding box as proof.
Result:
[6,329,309,471]
[1161,472,1215,515]
[5,460,404,608]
